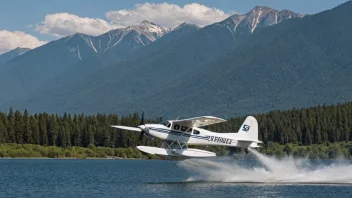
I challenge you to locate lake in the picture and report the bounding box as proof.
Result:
[0,157,351,198]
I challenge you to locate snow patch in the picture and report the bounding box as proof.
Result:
[251,10,262,33]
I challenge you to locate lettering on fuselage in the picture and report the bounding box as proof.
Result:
[207,136,232,144]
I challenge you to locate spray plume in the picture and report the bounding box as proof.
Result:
[178,149,352,184]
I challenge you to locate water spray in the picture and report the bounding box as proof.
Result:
[178,150,352,184]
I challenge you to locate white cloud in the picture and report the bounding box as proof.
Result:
[0,30,47,54]
[33,3,235,38]
[106,3,233,28]
[35,13,122,37]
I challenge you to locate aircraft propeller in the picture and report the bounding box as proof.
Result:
[111,112,154,141]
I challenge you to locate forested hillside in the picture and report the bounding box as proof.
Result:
[117,1,352,118]
[1,102,351,155]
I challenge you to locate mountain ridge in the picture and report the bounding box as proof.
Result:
[0,5,306,116]
[1,5,331,118]
[0,47,31,64]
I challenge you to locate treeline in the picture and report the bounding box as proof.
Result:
[0,102,352,152]
[261,142,352,159]
[0,108,162,149]
[208,102,352,145]
[0,143,157,159]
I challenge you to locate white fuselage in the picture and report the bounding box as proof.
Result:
[146,124,252,148]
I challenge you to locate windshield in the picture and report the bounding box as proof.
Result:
[160,121,168,125]
[160,121,171,128]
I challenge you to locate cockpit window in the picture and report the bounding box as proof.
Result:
[193,130,200,135]
[161,121,171,128]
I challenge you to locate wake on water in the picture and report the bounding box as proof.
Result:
[178,149,352,184]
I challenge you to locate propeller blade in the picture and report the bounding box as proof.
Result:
[139,131,145,141]
[111,125,142,132]
[139,112,144,125]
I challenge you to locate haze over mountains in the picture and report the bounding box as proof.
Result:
[1,3,351,118]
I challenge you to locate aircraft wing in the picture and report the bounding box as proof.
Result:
[171,116,226,128]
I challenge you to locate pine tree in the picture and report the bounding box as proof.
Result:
[57,122,67,148]
[342,108,350,142]
[64,120,71,147]
[0,119,6,143]
[14,110,24,144]
[314,113,322,144]
[23,109,32,144]
[30,116,40,145]
[47,115,59,146]
[39,113,48,146]
[0,113,8,143]
[7,108,16,143]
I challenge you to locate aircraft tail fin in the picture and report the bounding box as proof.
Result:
[237,116,261,148]
[221,116,262,148]
[238,116,258,139]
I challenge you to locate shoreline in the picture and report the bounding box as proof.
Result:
[0,157,148,160]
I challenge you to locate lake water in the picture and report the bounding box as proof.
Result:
[1,152,352,198]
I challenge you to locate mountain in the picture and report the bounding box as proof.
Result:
[0,47,30,64]
[84,20,170,59]
[0,6,305,115]
[212,6,303,46]
[160,22,201,42]
[0,21,202,111]
[0,21,170,102]
[53,20,171,60]
[127,6,302,70]
[117,1,352,117]
[129,22,201,60]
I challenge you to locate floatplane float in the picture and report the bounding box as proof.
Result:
[112,113,261,159]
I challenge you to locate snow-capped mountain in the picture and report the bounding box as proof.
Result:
[63,20,170,60]
[0,20,172,102]
[133,22,201,58]
[0,47,31,64]
[215,6,303,42]
[173,22,200,32]
[0,5,309,115]
[138,20,171,39]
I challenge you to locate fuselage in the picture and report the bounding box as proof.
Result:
[145,123,251,148]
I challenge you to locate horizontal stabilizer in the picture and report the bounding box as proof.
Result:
[237,139,263,144]
[250,144,261,148]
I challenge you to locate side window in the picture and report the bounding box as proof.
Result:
[166,122,171,128]
[181,126,188,132]
[174,125,180,130]
[193,130,200,135]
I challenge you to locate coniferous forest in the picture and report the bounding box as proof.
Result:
[0,102,352,158]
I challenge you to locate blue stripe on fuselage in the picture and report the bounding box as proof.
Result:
[149,127,208,140]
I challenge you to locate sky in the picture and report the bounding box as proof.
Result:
[0,0,347,54]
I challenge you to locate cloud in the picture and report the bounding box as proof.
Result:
[0,30,47,54]
[34,3,235,37]
[35,13,122,37]
[106,3,233,28]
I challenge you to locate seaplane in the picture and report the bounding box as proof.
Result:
[111,114,262,159]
